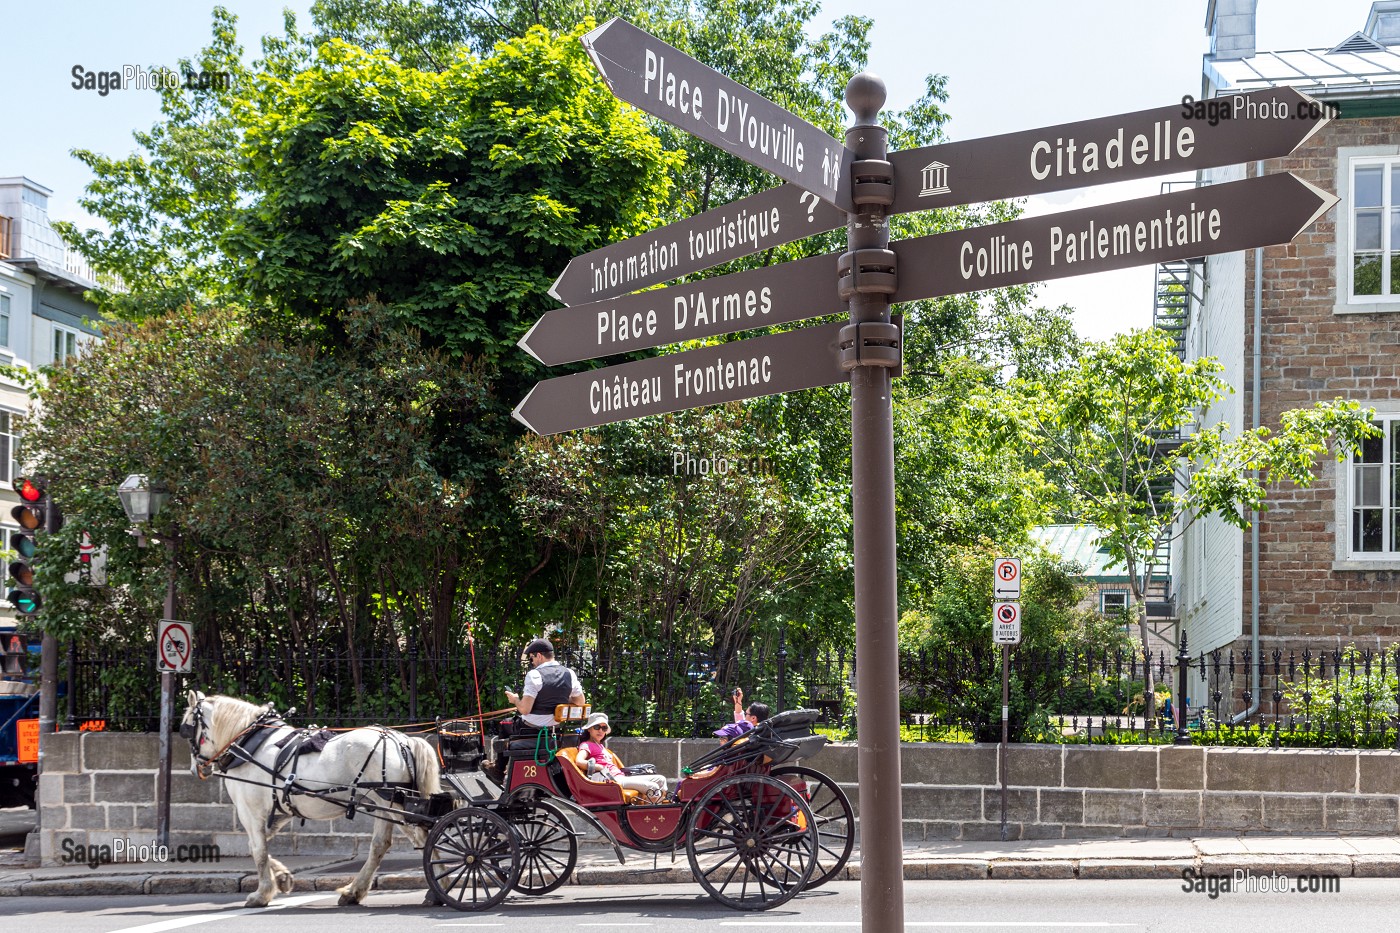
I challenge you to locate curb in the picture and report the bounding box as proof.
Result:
[6,854,1399,896]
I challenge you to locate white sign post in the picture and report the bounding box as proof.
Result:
[992,556,1024,844]
[993,557,1022,600]
[157,620,194,674]
[992,601,1022,645]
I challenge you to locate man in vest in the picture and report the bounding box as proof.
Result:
[504,637,586,728]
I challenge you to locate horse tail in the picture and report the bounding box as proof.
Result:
[410,735,442,795]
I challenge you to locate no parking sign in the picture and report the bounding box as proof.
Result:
[993,557,1021,599]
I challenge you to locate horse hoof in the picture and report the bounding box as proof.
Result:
[244,894,270,909]
[275,872,294,894]
[422,891,442,907]
[336,889,362,907]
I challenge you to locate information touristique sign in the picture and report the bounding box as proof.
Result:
[549,182,846,307]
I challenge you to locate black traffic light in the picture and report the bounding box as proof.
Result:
[8,475,50,615]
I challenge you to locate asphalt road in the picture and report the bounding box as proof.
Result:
[0,807,35,851]
[0,878,1388,932]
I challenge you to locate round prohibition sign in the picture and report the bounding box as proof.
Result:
[158,622,193,671]
[996,559,1019,582]
[996,604,1019,624]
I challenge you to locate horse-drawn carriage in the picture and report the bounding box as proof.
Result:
[181,693,853,912]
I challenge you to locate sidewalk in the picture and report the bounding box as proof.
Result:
[4,835,1400,896]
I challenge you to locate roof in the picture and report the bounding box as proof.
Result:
[1207,45,1400,100]
[1030,525,1130,583]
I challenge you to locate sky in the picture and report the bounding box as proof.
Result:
[1,0,1381,340]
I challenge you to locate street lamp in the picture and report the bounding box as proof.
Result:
[117,473,177,847]
[117,474,169,531]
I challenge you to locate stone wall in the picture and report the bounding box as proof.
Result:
[36,734,1400,865]
[37,732,380,867]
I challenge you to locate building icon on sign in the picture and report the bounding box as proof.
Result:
[919,161,950,197]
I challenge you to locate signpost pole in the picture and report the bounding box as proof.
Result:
[843,73,903,933]
[156,542,176,849]
[1000,644,1009,841]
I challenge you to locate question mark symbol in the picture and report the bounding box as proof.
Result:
[799,191,818,223]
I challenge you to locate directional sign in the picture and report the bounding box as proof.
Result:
[550,183,846,307]
[583,18,853,212]
[514,321,847,435]
[993,557,1021,600]
[157,620,194,674]
[522,251,840,365]
[892,172,1336,303]
[886,87,1331,216]
[993,602,1022,646]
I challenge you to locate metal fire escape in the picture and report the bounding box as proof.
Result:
[1145,182,1206,647]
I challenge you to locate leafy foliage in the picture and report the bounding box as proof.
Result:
[24,306,491,677]
[993,329,1382,714]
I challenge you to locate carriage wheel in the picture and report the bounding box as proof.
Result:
[685,774,817,911]
[423,806,522,911]
[512,797,578,895]
[771,766,854,888]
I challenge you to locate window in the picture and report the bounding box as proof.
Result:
[52,325,77,364]
[1350,157,1400,301]
[0,295,9,348]
[1100,591,1129,614]
[1350,419,1400,556]
[0,412,18,485]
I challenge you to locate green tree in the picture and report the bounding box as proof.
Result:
[997,329,1381,715]
[20,307,491,710]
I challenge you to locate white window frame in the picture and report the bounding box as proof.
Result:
[1336,147,1400,314]
[1334,404,1400,570]
[0,294,9,349]
[1100,591,1129,615]
[0,410,18,487]
[52,324,78,364]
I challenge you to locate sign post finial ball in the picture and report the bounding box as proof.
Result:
[845,72,885,123]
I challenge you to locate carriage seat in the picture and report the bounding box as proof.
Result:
[555,746,641,805]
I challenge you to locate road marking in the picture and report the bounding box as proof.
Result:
[722,918,1136,924]
[106,893,334,933]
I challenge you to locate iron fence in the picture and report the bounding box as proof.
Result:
[60,638,855,738]
[53,637,1400,747]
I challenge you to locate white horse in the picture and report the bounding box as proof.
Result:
[180,690,442,908]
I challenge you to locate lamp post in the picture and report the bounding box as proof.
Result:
[117,474,175,847]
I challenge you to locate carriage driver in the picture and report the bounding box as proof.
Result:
[504,637,586,729]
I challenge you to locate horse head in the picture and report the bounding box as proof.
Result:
[181,691,273,776]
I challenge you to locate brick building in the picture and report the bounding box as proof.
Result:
[1175,1,1400,667]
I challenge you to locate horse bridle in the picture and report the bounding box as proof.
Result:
[181,699,221,776]
[183,698,291,778]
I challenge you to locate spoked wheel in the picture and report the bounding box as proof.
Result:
[512,797,578,895]
[772,766,854,888]
[685,774,817,910]
[423,806,522,911]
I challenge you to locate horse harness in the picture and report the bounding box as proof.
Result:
[182,704,420,823]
